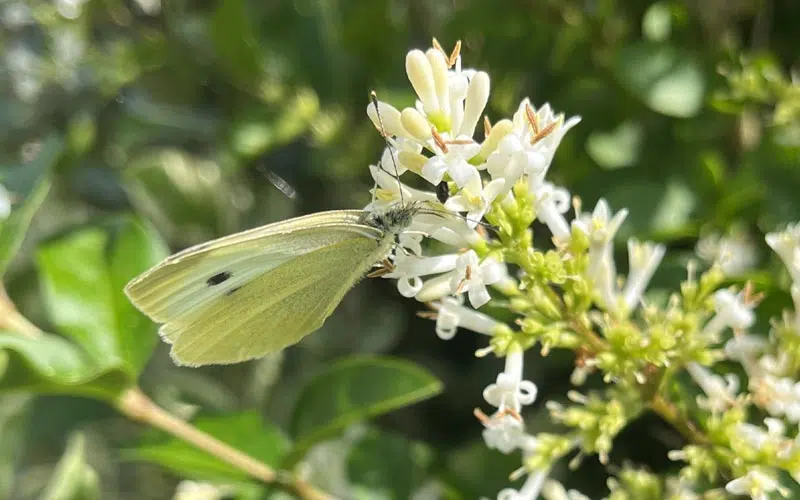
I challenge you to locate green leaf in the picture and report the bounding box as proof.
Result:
[0,330,130,399]
[211,0,263,87]
[290,356,443,456]
[0,394,32,498]
[613,43,705,118]
[124,412,289,482]
[39,433,100,500]
[0,134,64,276]
[37,215,168,378]
[347,429,434,500]
[586,121,644,169]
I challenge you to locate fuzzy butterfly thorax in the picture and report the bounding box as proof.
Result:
[360,203,421,235]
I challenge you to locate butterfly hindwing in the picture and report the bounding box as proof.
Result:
[164,234,390,365]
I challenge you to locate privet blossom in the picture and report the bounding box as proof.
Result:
[303,39,800,499]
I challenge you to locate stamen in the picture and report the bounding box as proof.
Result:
[446,138,476,145]
[432,128,449,154]
[416,311,438,320]
[473,407,491,425]
[525,103,539,135]
[483,115,492,137]
[531,121,558,144]
[367,259,396,278]
[431,38,462,68]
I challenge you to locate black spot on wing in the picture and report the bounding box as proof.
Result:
[207,271,232,286]
[436,181,450,203]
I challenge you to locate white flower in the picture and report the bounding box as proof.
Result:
[444,169,505,227]
[541,480,591,500]
[702,289,755,340]
[497,469,548,500]
[725,469,784,500]
[405,47,490,138]
[572,199,629,312]
[482,412,529,454]
[622,239,666,312]
[486,132,546,194]
[430,296,509,340]
[696,232,758,276]
[532,182,572,240]
[754,374,800,422]
[366,164,437,211]
[510,99,581,179]
[385,252,459,298]
[483,347,537,412]
[450,250,506,308]
[0,184,12,220]
[766,223,800,283]
[421,137,482,187]
[685,363,739,412]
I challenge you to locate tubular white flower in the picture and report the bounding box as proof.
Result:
[702,289,755,340]
[459,71,491,137]
[725,469,783,500]
[421,138,482,187]
[622,239,666,312]
[766,223,800,283]
[724,334,767,364]
[366,164,438,211]
[685,363,739,412]
[384,252,460,299]
[483,346,538,412]
[510,99,581,178]
[406,50,440,118]
[430,296,509,339]
[497,469,548,500]
[755,374,800,422]
[450,250,506,308]
[572,199,629,312]
[696,232,758,276]
[541,480,592,500]
[533,182,571,240]
[444,170,505,228]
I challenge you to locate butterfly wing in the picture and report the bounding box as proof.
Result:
[124,210,390,365]
[164,234,389,365]
[125,210,374,324]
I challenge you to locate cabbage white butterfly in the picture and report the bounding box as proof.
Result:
[125,204,421,366]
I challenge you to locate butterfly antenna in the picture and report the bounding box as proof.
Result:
[370,91,404,206]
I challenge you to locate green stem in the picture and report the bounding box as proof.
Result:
[116,387,335,500]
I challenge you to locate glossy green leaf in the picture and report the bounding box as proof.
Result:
[39,433,100,500]
[0,331,130,399]
[613,43,705,118]
[37,215,168,378]
[347,429,434,500]
[0,134,63,276]
[290,356,443,455]
[124,412,289,482]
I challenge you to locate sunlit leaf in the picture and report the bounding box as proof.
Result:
[613,43,705,118]
[586,121,644,169]
[0,134,63,277]
[37,215,168,378]
[290,356,443,456]
[124,412,289,482]
[0,331,130,399]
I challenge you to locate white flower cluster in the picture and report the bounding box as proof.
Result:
[366,40,669,500]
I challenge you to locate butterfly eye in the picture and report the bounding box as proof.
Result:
[207,271,232,286]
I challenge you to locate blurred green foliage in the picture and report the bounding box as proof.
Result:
[1,0,798,498]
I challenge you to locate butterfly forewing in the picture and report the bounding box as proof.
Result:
[125,210,380,325]
[165,235,390,365]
